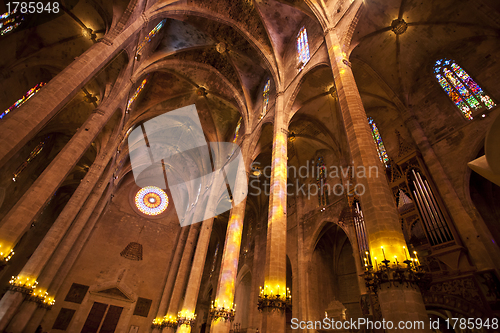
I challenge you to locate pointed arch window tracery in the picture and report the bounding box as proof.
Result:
[297,27,310,71]
[260,79,270,120]
[367,117,389,168]
[1,82,46,120]
[1,10,25,36]
[434,59,496,119]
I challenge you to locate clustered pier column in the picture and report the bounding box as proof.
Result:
[324,28,431,332]
[260,91,288,333]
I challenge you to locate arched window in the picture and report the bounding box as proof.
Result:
[1,10,25,36]
[127,78,148,110]
[1,82,46,120]
[136,19,167,56]
[434,59,496,119]
[233,117,242,143]
[367,117,389,167]
[260,79,270,120]
[316,157,329,207]
[209,242,220,278]
[297,27,310,71]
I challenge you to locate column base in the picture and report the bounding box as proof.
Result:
[261,309,285,333]
[210,319,232,333]
[377,285,431,332]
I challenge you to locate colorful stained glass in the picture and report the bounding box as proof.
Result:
[316,157,329,206]
[127,78,148,110]
[233,117,242,143]
[0,10,25,36]
[367,117,389,167]
[136,19,167,56]
[297,27,310,71]
[260,80,270,120]
[1,82,46,120]
[135,186,169,216]
[209,242,219,278]
[451,63,496,109]
[434,59,496,119]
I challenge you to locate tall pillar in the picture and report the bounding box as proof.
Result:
[0,134,120,332]
[261,91,288,333]
[324,29,430,332]
[0,71,133,266]
[151,226,191,333]
[176,218,214,333]
[209,137,250,333]
[162,223,202,333]
[22,166,115,333]
[210,200,248,333]
[0,19,143,169]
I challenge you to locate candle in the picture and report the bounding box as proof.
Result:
[381,246,386,260]
[403,246,409,260]
[413,251,419,262]
[374,257,378,271]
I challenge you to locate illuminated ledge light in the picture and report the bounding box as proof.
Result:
[0,245,15,265]
[210,301,235,322]
[257,285,291,312]
[28,289,56,309]
[8,276,38,295]
[151,315,178,329]
[361,247,430,294]
[177,311,197,327]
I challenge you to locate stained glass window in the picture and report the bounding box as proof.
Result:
[434,59,496,119]
[12,139,47,182]
[209,242,219,278]
[1,82,46,120]
[316,157,329,206]
[1,10,25,36]
[232,117,242,143]
[127,78,148,110]
[136,19,167,56]
[260,79,270,120]
[367,117,389,167]
[297,27,310,71]
[135,186,169,216]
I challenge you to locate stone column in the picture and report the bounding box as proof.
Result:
[0,134,120,332]
[0,70,133,266]
[209,200,248,333]
[0,19,143,169]
[209,137,250,333]
[162,223,202,333]
[151,226,191,333]
[324,29,430,332]
[176,218,214,333]
[22,166,115,333]
[261,91,288,333]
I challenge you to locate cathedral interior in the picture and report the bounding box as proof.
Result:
[0,0,500,332]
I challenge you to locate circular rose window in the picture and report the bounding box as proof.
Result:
[134,186,169,216]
